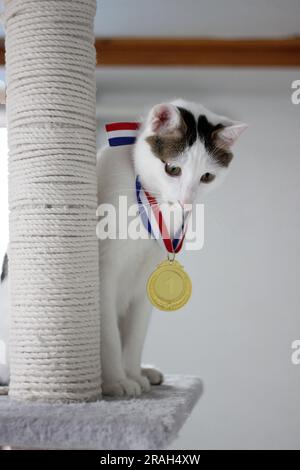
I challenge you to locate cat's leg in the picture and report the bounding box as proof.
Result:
[100,297,142,397]
[121,296,153,392]
[141,365,164,385]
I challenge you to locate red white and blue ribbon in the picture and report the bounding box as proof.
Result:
[136,176,187,254]
[105,121,187,254]
[106,122,140,147]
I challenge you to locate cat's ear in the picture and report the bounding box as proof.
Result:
[148,103,181,134]
[215,122,248,147]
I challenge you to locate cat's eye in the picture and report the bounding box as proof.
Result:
[165,163,182,177]
[200,172,215,183]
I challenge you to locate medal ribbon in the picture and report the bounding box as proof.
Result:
[104,122,188,256]
[136,176,188,254]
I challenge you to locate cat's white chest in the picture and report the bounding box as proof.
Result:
[97,145,164,317]
[105,236,163,318]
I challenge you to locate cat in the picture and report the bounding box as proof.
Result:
[96,99,247,396]
[0,99,247,396]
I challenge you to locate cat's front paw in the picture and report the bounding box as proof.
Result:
[142,366,164,385]
[102,377,142,397]
[126,371,151,392]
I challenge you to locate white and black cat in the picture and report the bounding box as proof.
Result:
[0,99,247,396]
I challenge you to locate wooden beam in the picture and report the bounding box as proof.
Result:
[95,37,300,67]
[1,37,300,67]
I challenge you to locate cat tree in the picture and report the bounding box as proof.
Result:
[0,0,202,449]
[4,0,101,404]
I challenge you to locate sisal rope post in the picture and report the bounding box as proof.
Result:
[4,0,101,402]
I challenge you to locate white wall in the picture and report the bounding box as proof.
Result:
[93,0,300,38]
[0,0,300,38]
[96,67,300,449]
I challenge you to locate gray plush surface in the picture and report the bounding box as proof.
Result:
[0,375,202,450]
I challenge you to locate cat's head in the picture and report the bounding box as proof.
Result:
[133,99,247,206]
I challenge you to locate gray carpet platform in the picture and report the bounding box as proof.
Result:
[0,375,202,450]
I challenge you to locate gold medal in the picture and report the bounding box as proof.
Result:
[136,174,192,311]
[147,258,192,311]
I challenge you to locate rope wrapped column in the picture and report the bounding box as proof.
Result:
[4,0,101,402]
